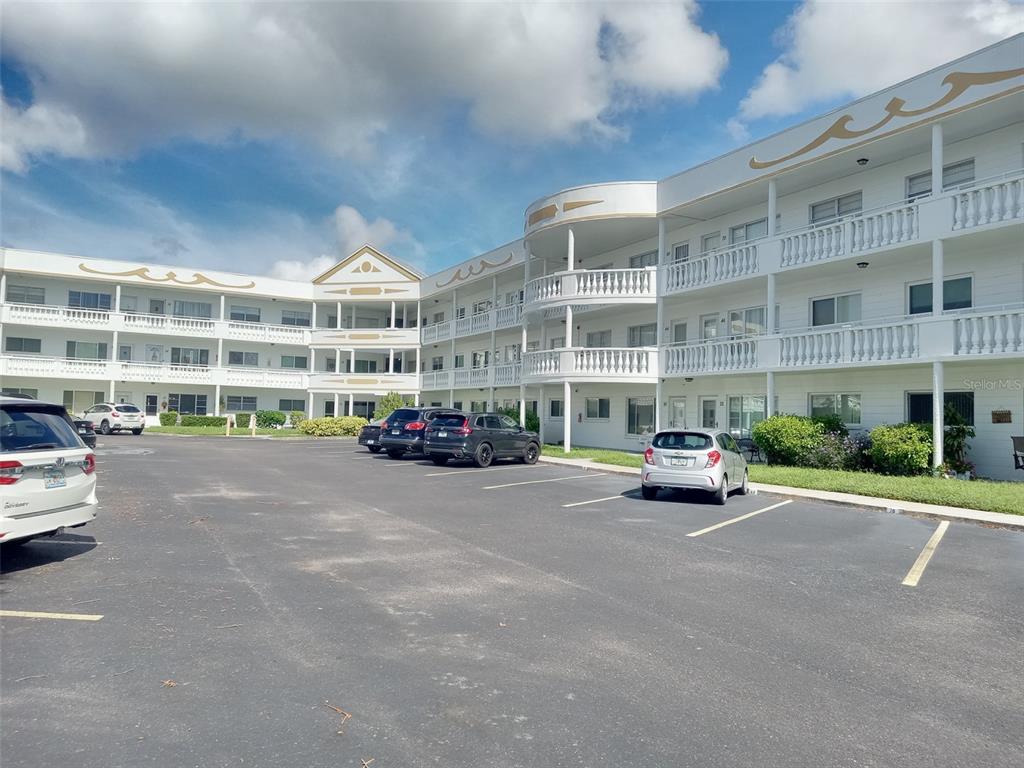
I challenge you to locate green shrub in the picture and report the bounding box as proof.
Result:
[867,423,932,475]
[159,411,178,426]
[254,410,286,428]
[806,432,863,470]
[288,410,305,428]
[811,413,849,437]
[233,412,253,427]
[296,416,368,437]
[751,415,824,466]
[500,406,540,434]
[374,391,411,421]
[180,415,228,427]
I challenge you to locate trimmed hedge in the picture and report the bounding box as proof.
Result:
[233,412,253,427]
[289,410,305,428]
[297,416,368,437]
[159,412,179,426]
[255,410,286,428]
[868,423,932,475]
[751,415,824,466]
[180,415,228,427]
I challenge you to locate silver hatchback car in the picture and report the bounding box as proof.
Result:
[641,430,749,505]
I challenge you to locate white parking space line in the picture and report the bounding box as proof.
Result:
[686,500,792,537]
[562,494,634,508]
[902,521,950,587]
[424,465,545,478]
[483,473,603,490]
[0,610,104,622]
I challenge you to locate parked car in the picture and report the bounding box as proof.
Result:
[73,419,98,449]
[640,430,748,505]
[358,418,385,453]
[379,407,462,458]
[80,402,145,435]
[424,412,541,467]
[0,396,98,546]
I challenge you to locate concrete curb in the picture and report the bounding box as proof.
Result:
[538,455,1024,531]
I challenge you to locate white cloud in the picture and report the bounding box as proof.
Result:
[0,1,727,172]
[267,255,337,282]
[736,0,1024,123]
[725,117,750,143]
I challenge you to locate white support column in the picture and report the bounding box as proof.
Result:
[415,346,421,378]
[932,361,944,468]
[217,337,223,366]
[108,380,115,400]
[351,305,357,328]
[311,302,318,329]
[655,217,666,432]
[931,122,943,197]
[766,371,776,417]
[308,395,315,419]
[403,303,408,329]
[0,272,7,301]
[519,384,526,426]
[390,300,397,329]
[931,239,943,317]
[565,306,574,347]
[348,393,354,418]
[563,380,572,452]
[214,384,221,416]
[219,294,226,321]
[335,348,342,372]
[567,226,575,271]
[767,178,777,235]
[349,348,356,374]
[112,330,119,363]
[415,300,421,330]
[388,348,395,373]
[766,273,777,332]
[333,393,339,418]
[450,287,458,406]
[310,349,316,376]
[115,284,122,313]
[336,302,342,328]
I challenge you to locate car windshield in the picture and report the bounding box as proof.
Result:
[1,404,83,452]
[390,408,421,422]
[115,404,141,412]
[652,432,713,450]
[431,414,467,427]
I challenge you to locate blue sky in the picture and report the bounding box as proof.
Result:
[2,1,1020,279]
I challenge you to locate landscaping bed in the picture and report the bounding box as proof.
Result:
[146,426,326,438]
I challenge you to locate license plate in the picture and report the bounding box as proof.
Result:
[366,439,375,444]
[78,428,88,434]
[44,468,67,489]
[670,457,694,467]
[438,431,448,438]
[392,429,400,435]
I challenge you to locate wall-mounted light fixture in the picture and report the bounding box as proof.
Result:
[857,261,869,269]
[857,157,869,166]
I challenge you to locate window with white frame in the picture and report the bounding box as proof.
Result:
[279,399,305,412]
[281,309,311,327]
[810,393,862,424]
[908,276,972,315]
[906,158,975,200]
[6,284,45,304]
[432,311,445,324]
[66,341,108,360]
[455,306,466,319]
[228,351,259,367]
[118,345,132,361]
[5,337,42,353]
[810,191,863,225]
[672,322,688,344]
[502,343,521,362]
[549,336,565,349]
[168,393,208,415]
[701,314,719,339]
[173,300,212,319]
[626,397,655,435]
[627,323,657,347]
[353,359,377,373]
[280,355,308,369]
[727,306,766,337]
[700,232,720,254]
[728,395,766,437]
[629,251,658,269]
[549,399,564,418]
[226,395,258,412]
[69,290,112,310]
[472,300,492,315]
[526,340,540,352]
[471,400,487,412]
[230,305,261,323]
[471,350,490,369]
[2,387,39,398]
[453,354,465,369]
[811,293,862,326]
[504,290,524,306]
[170,346,208,366]
[671,243,690,263]
[586,329,612,348]
[120,295,138,313]
[729,218,768,244]
[585,397,610,420]
[431,356,444,371]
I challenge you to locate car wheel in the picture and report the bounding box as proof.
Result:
[132,429,143,436]
[738,469,749,495]
[473,442,494,468]
[713,475,728,505]
[368,445,382,453]
[522,442,539,465]
[386,450,404,459]
[430,455,448,466]
[100,420,111,435]
[641,484,658,500]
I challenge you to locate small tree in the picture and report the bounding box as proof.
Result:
[374,391,410,421]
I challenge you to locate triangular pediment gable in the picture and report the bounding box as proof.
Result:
[313,245,422,285]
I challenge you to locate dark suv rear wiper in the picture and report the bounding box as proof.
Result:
[16,443,59,451]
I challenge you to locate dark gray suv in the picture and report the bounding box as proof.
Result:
[423,412,540,467]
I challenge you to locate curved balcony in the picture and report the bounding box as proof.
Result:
[524,268,656,314]
[522,347,657,383]
[524,181,657,236]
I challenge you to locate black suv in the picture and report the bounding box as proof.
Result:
[424,412,540,467]
[379,407,462,459]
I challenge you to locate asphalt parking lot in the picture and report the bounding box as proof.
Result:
[2,435,1023,768]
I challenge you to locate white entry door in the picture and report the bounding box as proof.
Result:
[669,397,687,429]
[700,397,718,429]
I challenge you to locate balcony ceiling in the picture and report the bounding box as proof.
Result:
[526,216,658,264]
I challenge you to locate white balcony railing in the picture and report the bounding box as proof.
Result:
[420,320,452,344]
[3,303,113,327]
[522,347,657,381]
[122,312,215,336]
[778,321,920,367]
[952,172,1024,231]
[420,370,450,390]
[663,338,759,375]
[779,200,919,268]
[525,268,656,312]
[953,308,1024,355]
[453,367,490,388]
[455,312,492,337]
[492,362,521,386]
[495,303,523,329]
[222,367,308,388]
[226,320,310,344]
[119,362,215,384]
[663,244,759,293]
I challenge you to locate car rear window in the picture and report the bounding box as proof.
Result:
[116,404,141,412]
[431,414,467,427]
[1,404,83,452]
[652,432,713,450]
[390,409,421,421]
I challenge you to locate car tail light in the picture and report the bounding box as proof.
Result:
[83,454,96,475]
[452,426,473,436]
[643,447,655,465]
[705,450,722,468]
[110,411,120,418]
[0,460,25,485]
[405,421,426,431]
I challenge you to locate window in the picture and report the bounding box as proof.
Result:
[499,415,518,430]
[908,392,974,426]
[281,355,308,369]
[672,322,687,344]
[812,293,862,326]
[627,323,657,347]
[810,191,863,224]
[170,347,209,366]
[471,401,488,413]
[502,343,521,363]
[228,351,259,367]
[653,432,712,450]
[671,243,690,264]
[471,350,490,369]
[69,290,112,310]
[2,387,38,398]
[353,359,376,373]
[727,307,766,337]
[324,401,336,417]
[5,337,42,353]
[173,300,212,319]
[549,399,564,418]
[118,345,132,361]
[323,356,336,372]
[279,399,305,412]
[281,309,311,327]
[230,305,261,323]
[66,341,108,360]
[908,276,972,314]
[629,251,658,269]
[548,336,565,349]
[627,397,655,436]
[472,300,492,315]
[729,218,768,244]
[810,394,862,424]
[226,395,258,411]
[168,394,208,415]
[452,401,463,411]
[432,311,445,324]
[120,295,138,313]
[701,314,719,340]
[504,290,524,306]
[453,354,465,369]
[585,397,610,420]
[700,232,720,254]
[455,306,466,319]
[6,285,45,304]
[431,356,444,371]
[586,330,612,348]
[906,159,975,200]
[728,395,767,437]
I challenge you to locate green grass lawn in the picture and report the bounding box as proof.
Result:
[542,444,1023,515]
[145,426,351,438]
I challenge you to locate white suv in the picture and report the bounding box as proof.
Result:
[1,397,98,545]
[81,402,145,435]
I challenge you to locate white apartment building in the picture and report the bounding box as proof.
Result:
[1,37,1022,479]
